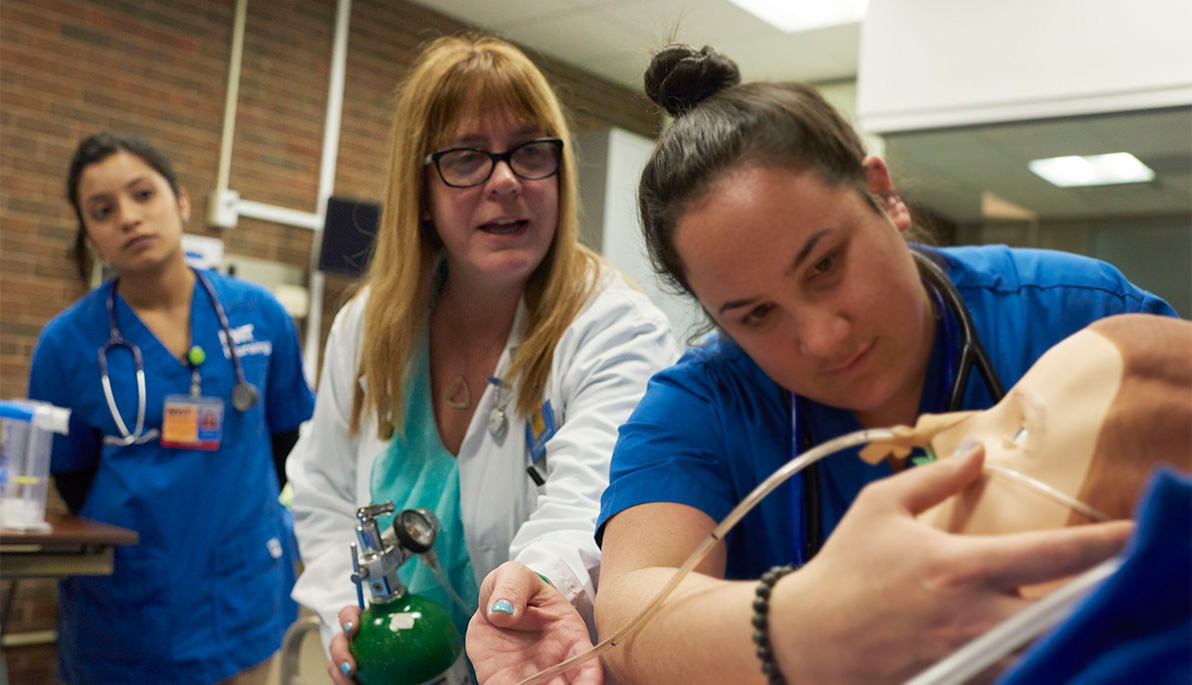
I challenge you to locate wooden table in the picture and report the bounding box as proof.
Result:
[0,513,138,578]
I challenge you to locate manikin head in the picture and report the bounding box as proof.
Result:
[863,314,1192,535]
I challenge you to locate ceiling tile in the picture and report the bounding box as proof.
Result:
[1082,108,1192,158]
[407,0,566,30]
[973,120,1110,159]
[599,0,781,44]
[582,51,658,92]
[500,12,647,65]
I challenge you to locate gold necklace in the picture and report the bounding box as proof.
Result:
[446,375,471,410]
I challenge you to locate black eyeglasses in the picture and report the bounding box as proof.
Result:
[424,138,564,188]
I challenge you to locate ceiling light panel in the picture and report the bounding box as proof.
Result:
[1028,153,1156,187]
[726,0,868,33]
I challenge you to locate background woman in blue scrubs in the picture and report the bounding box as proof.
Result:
[28,132,315,684]
[594,45,1175,684]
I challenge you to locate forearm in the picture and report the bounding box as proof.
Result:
[513,538,598,622]
[595,567,764,685]
[287,405,363,652]
[271,427,300,489]
[289,456,358,641]
[52,465,97,515]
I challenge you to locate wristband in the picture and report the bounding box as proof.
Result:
[534,571,553,586]
[752,564,796,684]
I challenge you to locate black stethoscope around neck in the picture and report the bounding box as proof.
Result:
[793,250,1007,563]
[99,268,258,446]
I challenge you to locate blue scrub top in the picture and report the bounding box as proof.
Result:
[28,270,316,684]
[597,245,1178,581]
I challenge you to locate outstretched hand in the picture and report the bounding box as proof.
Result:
[773,444,1134,684]
[467,561,603,685]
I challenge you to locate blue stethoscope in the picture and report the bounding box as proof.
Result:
[790,250,1007,564]
[98,269,258,446]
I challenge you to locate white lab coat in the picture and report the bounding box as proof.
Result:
[288,266,681,651]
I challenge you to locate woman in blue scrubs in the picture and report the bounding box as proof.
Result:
[594,45,1176,684]
[28,132,316,684]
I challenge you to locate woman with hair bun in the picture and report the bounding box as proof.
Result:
[593,44,1176,683]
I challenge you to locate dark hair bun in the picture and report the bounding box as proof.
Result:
[644,44,741,118]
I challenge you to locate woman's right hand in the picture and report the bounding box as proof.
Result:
[771,444,1134,684]
[329,604,362,684]
[468,561,603,685]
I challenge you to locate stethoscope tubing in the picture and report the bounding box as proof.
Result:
[913,253,1006,411]
[196,270,251,393]
[98,268,255,444]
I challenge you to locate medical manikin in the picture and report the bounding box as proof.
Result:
[862,313,1191,538]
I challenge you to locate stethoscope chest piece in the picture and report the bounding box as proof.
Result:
[232,382,258,412]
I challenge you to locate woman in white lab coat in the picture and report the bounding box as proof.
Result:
[286,34,678,684]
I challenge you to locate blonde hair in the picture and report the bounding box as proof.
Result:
[351,34,600,440]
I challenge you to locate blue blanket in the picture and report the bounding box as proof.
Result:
[998,467,1192,684]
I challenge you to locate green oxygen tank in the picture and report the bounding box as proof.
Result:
[348,504,473,685]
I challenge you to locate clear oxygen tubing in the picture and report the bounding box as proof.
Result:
[514,427,896,685]
[421,548,475,615]
[983,464,1112,522]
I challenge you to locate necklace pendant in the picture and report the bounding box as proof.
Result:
[446,376,471,410]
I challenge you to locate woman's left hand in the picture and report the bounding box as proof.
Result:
[467,561,603,685]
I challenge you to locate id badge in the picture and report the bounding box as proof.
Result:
[161,394,224,450]
[525,399,557,469]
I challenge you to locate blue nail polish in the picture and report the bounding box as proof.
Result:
[491,599,514,615]
[340,661,352,676]
[343,621,353,633]
[953,439,978,456]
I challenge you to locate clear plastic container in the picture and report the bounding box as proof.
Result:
[0,400,71,532]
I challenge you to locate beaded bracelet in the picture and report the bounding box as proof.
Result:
[751,564,796,684]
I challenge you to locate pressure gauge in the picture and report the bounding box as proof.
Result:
[394,508,437,553]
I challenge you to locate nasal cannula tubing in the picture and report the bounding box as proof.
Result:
[422,548,475,615]
[515,428,1118,685]
[515,427,895,685]
[983,464,1111,522]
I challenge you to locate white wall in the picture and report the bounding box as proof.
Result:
[857,0,1192,132]
[576,128,706,342]
[816,80,885,159]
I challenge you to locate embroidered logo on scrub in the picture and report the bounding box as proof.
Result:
[219,324,272,358]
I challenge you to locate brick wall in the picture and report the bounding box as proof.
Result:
[0,1,659,680]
